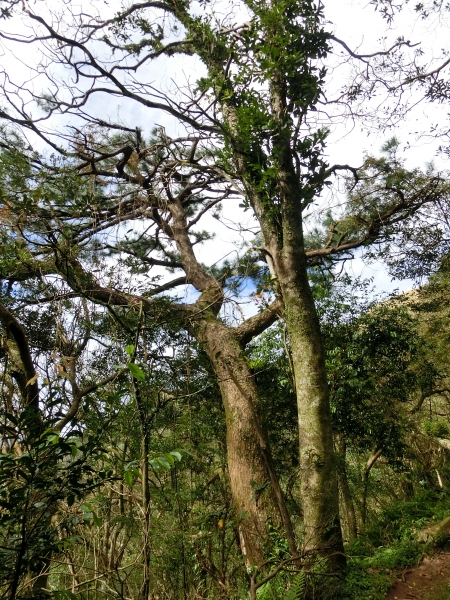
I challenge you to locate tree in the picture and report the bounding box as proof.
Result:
[0,129,295,570]
[0,294,115,598]
[320,286,439,528]
[1,0,450,570]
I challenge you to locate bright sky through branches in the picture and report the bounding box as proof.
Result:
[1,0,448,308]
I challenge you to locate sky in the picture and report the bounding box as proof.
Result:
[322,1,449,296]
[1,0,448,314]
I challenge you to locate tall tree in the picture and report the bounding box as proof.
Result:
[1,0,450,567]
[0,130,294,567]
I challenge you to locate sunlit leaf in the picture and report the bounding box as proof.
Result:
[157,456,172,470]
[127,362,145,381]
[26,373,38,387]
[124,470,133,487]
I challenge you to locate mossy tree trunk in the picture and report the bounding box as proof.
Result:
[267,230,344,560]
[168,195,297,565]
[219,101,345,563]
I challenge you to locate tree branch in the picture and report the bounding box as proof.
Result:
[54,368,127,431]
[234,299,282,347]
[329,35,419,62]
[0,301,39,410]
[145,276,189,296]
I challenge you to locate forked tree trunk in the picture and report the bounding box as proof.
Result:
[194,317,297,566]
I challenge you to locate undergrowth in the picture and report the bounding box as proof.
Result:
[335,490,450,600]
[253,491,450,600]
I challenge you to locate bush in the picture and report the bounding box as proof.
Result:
[423,418,450,438]
[337,561,391,600]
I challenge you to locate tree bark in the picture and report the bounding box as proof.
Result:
[278,264,344,561]
[361,448,383,527]
[335,437,357,542]
[194,317,297,566]
[0,301,39,412]
[217,74,345,565]
[248,152,344,561]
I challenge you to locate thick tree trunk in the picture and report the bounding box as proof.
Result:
[194,317,297,566]
[257,139,345,565]
[281,276,344,561]
[256,183,344,563]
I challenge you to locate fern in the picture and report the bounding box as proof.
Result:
[285,570,306,600]
[257,579,282,600]
[256,582,272,600]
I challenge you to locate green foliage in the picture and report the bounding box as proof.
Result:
[186,0,332,213]
[370,539,423,569]
[423,418,450,438]
[285,570,306,600]
[337,561,391,600]
[0,414,107,598]
[335,490,450,600]
[368,490,450,544]
[127,361,146,380]
[319,277,438,460]
[255,569,306,600]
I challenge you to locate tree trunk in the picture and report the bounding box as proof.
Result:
[194,317,297,566]
[335,437,357,542]
[259,142,345,565]
[282,277,344,561]
[132,367,151,600]
[220,85,345,565]
[165,192,297,564]
[361,448,383,527]
[262,201,343,559]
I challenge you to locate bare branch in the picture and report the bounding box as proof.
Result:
[54,368,127,431]
[329,35,419,63]
[234,299,282,346]
[0,301,39,410]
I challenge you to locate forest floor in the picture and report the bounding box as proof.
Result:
[385,552,450,600]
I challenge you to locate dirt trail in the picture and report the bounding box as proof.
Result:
[385,552,450,600]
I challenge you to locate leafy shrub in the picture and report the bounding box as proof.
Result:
[363,490,450,548]
[423,418,450,438]
[336,561,391,600]
[337,491,450,600]
[370,539,423,569]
